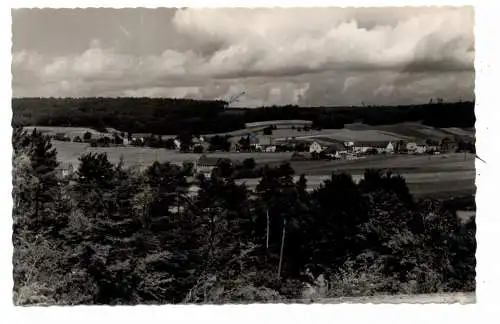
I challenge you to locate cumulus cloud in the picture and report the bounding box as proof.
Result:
[12,7,474,106]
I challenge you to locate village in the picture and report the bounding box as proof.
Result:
[31,118,475,180]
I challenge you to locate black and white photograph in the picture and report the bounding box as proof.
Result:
[11,6,476,305]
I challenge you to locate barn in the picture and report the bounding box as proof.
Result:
[194,155,221,177]
[309,141,323,153]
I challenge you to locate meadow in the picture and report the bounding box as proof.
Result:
[23,126,118,138]
[40,118,475,200]
[346,122,475,141]
[216,122,474,147]
[51,140,294,167]
[51,138,475,199]
[271,128,407,142]
[287,153,475,174]
[286,153,476,197]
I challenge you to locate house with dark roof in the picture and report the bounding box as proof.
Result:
[194,155,221,176]
[440,137,457,152]
[353,140,394,154]
[320,143,348,159]
[55,162,74,178]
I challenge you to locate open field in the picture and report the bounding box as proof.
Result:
[51,140,294,167]
[49,126,476,199]
[283,155,476,197]
[350,122,475,141]
[245,120,312,128]
[23,126,114,138]
[215,127,406,142]
[287,153,475,175]
[273,128,408,142]
[52,140,474,172]
[26,121,474,145]
[442,127,476,137]
[214,122,474,145]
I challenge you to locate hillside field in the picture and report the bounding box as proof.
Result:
[51,140,294,167]
[44,120,476,200]
[220,122,474,148]
[51,138,475,198]
[24,121,475,146]
[346,122,475,141]
[23,126,109,138]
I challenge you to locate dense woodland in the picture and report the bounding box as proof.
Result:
[13,128,475,304]
[12,98,475,135]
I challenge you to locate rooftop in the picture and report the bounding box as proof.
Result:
[354,140,392,148]
[197,155,222,167]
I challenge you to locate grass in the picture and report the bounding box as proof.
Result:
[51,141,294,167]
[349,122,475,142]
[238,153,475,198]
[287,153,475,175]
[230,121,469,143]
[23,126,109,138]
[441,127,475,138]
[45,120,475,199]
[212,126,408,143]
[52,138,475,198]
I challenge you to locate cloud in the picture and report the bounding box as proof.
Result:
[12,7,474,106]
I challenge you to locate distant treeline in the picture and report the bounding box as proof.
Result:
[12,97,475,135]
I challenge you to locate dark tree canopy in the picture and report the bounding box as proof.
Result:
[12,98,475,135]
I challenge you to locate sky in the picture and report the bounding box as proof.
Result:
[11,7,475,107]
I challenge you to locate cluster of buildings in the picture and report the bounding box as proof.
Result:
[305,139,442,160]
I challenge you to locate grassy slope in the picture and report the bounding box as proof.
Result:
[221,121,474,144]
[31,121,474,143]
[51,140,294,167]
[49,121,476,198]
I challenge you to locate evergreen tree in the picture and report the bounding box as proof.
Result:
[12,128,61,234]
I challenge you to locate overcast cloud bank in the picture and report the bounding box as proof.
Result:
[12,7,474,106]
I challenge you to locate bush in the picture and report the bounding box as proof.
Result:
[193,145,204,153]
[83,131,92,141]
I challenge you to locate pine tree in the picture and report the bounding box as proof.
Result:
[12,128,61,234]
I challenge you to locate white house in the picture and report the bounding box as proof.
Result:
[334,151,349,159]
[309,141,323,153]
[415,145,427,154]
[173,139,181,150]
[344,141,355,151]
[406,142,418,152]
[406,142,427,154]
[265,145,277,153]
[353,141,391,154]
[259,135,273,146]
[386,141,395,154]
[252,144,263,151]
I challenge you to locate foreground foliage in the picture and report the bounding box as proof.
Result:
[12,129,476,305]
